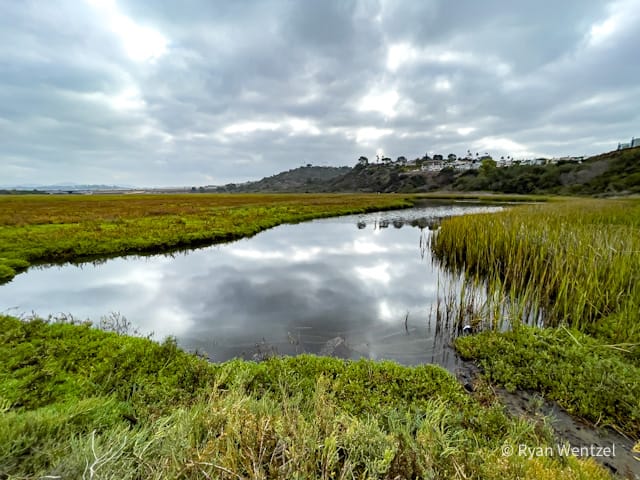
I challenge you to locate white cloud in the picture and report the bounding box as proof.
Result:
[287,118,321,136]
[358,89,400,118]
[109,86,146,111]
[222,118,321,137]
[223,121,280,135]
[587,7,624,46]
[434,78,452,92]
[387,43,511,76]
[473,137,536,158]
[386,42,418,71]
[353,127,394,145]
[86,0,168,62]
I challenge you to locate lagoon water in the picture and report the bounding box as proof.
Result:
[1,204,501,368]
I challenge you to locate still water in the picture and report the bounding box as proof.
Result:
[1,204,501,368]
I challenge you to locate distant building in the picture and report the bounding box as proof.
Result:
[618,137,639,150]
[421,158,445,172]
[451,159,478,171]
[519,158,549,166]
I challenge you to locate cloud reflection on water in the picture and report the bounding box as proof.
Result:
[0,205,501,367]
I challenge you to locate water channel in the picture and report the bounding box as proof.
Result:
[1,204,502,369]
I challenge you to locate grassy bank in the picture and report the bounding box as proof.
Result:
[0,193,414,283]
[431,198,640,437]
[0,315,610,479]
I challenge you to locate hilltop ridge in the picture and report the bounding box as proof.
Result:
[211,165,350,193]
[207,146,640,196]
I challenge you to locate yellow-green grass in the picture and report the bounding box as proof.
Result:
[431,198,640,438]
[432,198,640,343]
[0,193,414,283]
[0,315,611,479]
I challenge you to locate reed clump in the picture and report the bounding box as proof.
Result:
[431,198,640,344]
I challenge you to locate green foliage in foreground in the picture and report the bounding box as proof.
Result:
[0,193,414,283]
[0,316,610,479]
[456,326,640,438]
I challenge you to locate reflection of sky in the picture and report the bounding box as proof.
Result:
[0,205,500,368]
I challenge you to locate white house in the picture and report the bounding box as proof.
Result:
[421,159,445,172]
[618,137,639,150]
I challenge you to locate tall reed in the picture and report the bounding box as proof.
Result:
[431,199,640,343]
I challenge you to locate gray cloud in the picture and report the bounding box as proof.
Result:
[1,0,638,186]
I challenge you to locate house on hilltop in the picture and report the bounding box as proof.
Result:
[617,137,639,150]
[421,156,445,172]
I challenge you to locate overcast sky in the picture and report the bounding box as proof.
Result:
[2,0,639,187]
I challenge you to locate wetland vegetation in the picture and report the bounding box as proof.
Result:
[0,193,414,284]
[0,315,611,479]
[432,198,640,438]
[1,193,638,479]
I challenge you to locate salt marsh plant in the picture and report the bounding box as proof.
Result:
[432,198,640,438]
[431,198,640,344]
[0,315,611,479]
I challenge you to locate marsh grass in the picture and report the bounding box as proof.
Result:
[0,315,611,479]
[431,198,640,438]
[431,198,640,343]
[0,193,415,283]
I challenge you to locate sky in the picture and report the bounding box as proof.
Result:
[1,0,639,187]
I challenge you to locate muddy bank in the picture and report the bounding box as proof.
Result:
[455,361,639,479]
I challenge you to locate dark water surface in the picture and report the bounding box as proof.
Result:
[1,204,501,368]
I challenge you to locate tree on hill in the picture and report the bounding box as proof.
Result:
[479,158,497,176]
[357,156,369,166]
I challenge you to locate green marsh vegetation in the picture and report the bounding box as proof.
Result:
[0,193,414,283]
[431,198,640,438]
[0,192,629,478]
[0,315,611,479]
